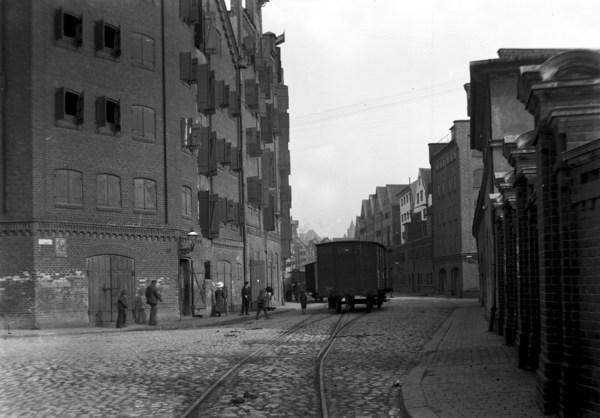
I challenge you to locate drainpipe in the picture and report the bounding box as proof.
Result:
[236,2,248,285]
[1,0,6,213]
[160,0,168,224]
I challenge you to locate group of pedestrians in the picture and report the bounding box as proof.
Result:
[116,279,309,328]
[239,281,276,320]
[116,279,162,329]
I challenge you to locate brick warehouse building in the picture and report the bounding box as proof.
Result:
[470,49,600,416]
[429,120,480,298]
[0,0,292,328]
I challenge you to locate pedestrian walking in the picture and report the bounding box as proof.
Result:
[299,290,308,315]
[133,289,146,324]
[292,281,299,302]
[214,282,225,317]
[145,279,163,326]
[255,289,270,320]
[265,283,275,311]
[116,290,128,328]
[240,281,250,315]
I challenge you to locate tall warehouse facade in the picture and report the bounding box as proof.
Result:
[0,0,292,328]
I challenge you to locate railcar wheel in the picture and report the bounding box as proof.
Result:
[335,297,342,314]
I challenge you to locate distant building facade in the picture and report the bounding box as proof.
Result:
[429,120,480,297]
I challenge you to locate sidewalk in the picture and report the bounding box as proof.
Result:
[401,300,554,418]
[3,301,326,339]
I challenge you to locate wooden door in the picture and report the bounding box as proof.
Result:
[88,255,134,325]
[88,256,112,325]
[191,270,206,315]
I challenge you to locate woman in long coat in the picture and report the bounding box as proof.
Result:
[265,283,275,310]
[214,282,225,317]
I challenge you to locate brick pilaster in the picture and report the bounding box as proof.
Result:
[535,132,562,415]
[502,201,517,346]
[494,215,506,336]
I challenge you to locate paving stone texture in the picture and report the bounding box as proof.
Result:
[1,297,469,418]
[402,301,557,418]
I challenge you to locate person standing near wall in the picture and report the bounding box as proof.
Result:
[116,290,128,328]
[214,282,225,317]
[145,280,163,326]
[240,281,250,315]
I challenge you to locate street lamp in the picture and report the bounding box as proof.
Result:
[178,227,199,256]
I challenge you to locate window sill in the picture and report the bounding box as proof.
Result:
[96,127,121,137]
[134,208,157,215]
[55,203,83,210]
[132,61,155,71]
[132,135,156,144]
[182,214,193,220]
[94,50,120,62]
[181,147,192,155]
[56,119,83,131]
[54,38,81,52]
[96,205,122,213]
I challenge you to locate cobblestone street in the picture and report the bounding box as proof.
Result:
[0,297,469,417]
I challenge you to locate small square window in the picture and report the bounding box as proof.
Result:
[95,20,121,58]
[96,96,120,133]
[54,9,82,47]
[55,87,84,126]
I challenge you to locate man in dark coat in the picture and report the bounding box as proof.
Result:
[145,280,163,325]
[240,281,250,316]
[292,281,299,302]
[116,290,128,328]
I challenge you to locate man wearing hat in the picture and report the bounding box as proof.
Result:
[145,279,163,325]
[214,282,225,317]
[240,281,250,315]
[116,289,128,329]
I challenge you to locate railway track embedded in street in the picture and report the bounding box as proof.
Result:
[179,308,367,418]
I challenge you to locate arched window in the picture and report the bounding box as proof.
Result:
[97,174,121,208]
[439,269,446,294]
[55,169,83,206]
[134,178,156,211]
[182,186,192,216]
[132,105,156,140]
[451,268,460,296]
[131,33,155,70]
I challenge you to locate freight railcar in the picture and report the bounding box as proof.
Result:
[316,240,392,313]
[304,262,324,301]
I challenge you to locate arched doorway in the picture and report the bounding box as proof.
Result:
[451,267,460,297]
[87,255,134,325]
[439,269,446,295]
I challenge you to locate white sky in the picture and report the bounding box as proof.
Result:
[261,0,600,239]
